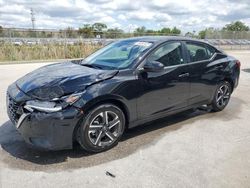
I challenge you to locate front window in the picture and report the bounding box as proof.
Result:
[82,40,153,70]
[148,42,184,67]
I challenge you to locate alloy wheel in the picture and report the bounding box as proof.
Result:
[88,110,121,147]
[216,84,230,108]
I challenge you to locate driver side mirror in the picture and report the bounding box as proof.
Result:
[142,60,164,72]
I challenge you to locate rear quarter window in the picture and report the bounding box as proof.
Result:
[186,42,216,62]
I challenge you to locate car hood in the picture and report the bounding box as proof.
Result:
[16,61,118,100]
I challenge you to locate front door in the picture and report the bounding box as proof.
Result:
[136,41,190,120]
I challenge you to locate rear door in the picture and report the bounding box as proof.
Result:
[184,41,219,105]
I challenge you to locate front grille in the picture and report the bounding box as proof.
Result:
[7,93,22,124]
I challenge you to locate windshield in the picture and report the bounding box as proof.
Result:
[82,40,153,70]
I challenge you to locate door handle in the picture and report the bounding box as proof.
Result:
[178,73,189,78]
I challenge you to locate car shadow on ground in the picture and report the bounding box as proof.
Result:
[0,97,243,171]
[0,108,208,171]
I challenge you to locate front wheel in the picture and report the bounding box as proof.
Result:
[77,104,125,153]
[211,81,232,112]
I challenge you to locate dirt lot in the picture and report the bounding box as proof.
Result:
[0,51,250,188]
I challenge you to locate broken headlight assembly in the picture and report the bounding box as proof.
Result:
[24,91,85,113]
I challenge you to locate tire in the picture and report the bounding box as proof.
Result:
[211,81,232,112]
[77,103,125,153]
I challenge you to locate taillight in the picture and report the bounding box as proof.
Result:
[236,60,241,69]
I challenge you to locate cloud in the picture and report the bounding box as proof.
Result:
[0,0,249,32]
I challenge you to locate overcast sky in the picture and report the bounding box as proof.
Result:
[0,0,250,33]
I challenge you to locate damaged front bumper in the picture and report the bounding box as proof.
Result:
[15,107,80,150]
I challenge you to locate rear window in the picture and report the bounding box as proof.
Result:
[186,42,216,62]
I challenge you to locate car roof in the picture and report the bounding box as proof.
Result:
[119,36,221,52]
[120,36,209,44]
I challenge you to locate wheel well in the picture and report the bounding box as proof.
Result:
[72,99,130,144]
[89,99,130,127]
[224,78,234,92]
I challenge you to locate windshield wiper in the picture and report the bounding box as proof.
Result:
[81,63,103,69]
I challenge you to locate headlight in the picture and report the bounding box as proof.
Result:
[24,100,62,113]
[60,92,84,105]
[24,91,85,113]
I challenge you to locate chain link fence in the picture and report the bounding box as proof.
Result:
[0,28,108,61]
[0,28,181,44]
[204,30,250,50]
[0,28,250,62]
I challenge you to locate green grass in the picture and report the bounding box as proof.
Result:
[0,44,103,62]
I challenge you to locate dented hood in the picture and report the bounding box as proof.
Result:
[16,61,118,100]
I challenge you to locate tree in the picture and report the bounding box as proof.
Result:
[65,27,76,38]
[198,30,206,39]
[223,21,249,31]
[160,27,171,34]
[47,32,53,38]
[198,27,218,39]
[92,23,107,32]
[145,29,161,36]
[58,30,64,38]
[0,26,3,37]
[92,23,107,38]
[185,32,195,38]
[135,26,146,33]
[134,26,147,36]
[105,28,124,38]
[171,27,181,35]
[78,24,94,38]
[27,29,36,37]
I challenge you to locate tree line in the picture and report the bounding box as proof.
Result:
[0,23,181,38]
[197,21,249,39]
[77,23,181,38]
[0,21,249,39]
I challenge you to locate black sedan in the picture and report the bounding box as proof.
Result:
[7,37,240,152]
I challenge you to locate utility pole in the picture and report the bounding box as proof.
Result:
[30,8,35,30]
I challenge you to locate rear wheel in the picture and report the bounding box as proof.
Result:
[77,104,125,153]
[211,81,232,112]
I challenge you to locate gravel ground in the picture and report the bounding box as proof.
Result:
[0,51,250,188]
